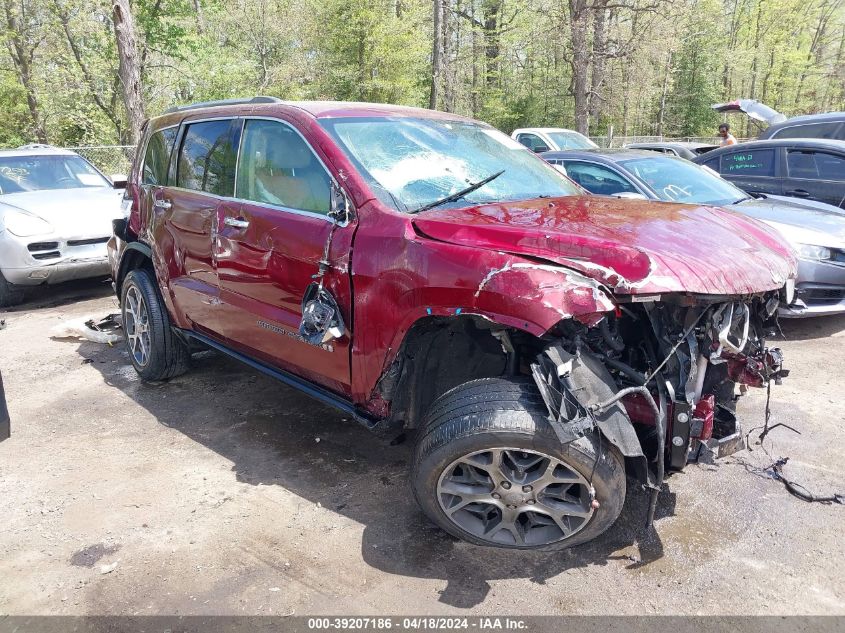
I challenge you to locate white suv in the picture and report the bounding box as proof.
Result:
[511,127,598,153]
[0,145,124,306]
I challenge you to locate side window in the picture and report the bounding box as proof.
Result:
[141,128,177,186]
[772,122,843,140]
[562,161,639,196]
[720,149,776,177]
[700,156,720,172]
[516,133,550,153]
[791,151,845,181]
[176,119,237,196]
[236,119,331,215]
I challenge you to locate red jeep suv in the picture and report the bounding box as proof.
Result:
[110,97,796,550]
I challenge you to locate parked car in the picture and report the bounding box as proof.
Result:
[623,141,718,160]
[543,149,845,317]
[759,111,845,141]
[712,99,845,141]
[0,145,126,306]
[511,127,597,152]
[111,97,795,550]
[692,139,845,210]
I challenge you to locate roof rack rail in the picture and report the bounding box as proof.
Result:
[164,96,283,114]
[17,143,57,150]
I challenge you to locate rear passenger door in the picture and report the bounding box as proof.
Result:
[784,149,845,209]
[214,117,355,395]
[711,147,782,197]
[153,117,239,334]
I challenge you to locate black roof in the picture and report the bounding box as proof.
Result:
[625,141,717,150]
[773,111,845,125]
[541,148,660,163]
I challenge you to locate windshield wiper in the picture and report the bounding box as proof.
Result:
[409,170,505,214]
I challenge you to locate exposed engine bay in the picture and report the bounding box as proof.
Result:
[532,291,788,524]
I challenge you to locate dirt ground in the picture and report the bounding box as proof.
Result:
[0,278,843,616]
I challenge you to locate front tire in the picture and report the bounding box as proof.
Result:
[121,268,190,381]
[411,377,626,550]
[0,271,25,308]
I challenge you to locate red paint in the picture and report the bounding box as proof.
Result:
[622,392,659,426]
[121,101,797,420]
[693,394,715,440]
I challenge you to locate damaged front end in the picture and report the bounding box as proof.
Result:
[531,291,787,525]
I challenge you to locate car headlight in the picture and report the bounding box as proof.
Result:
[4,210,53,237]
[796,243,832,261]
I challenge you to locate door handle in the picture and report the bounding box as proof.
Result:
[153,199,172,210]
[224,216,250,229]
[786,189,811,198]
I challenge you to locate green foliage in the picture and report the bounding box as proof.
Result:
[0,0,842,146]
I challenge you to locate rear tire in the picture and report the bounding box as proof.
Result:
[0,271,25,308]
[121,268,190,381]
[411,377,626,550]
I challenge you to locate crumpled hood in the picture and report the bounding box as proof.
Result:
[412,196,797,295]
[0,187,123,239]
[732,197,845,250]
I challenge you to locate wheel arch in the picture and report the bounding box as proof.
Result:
[115,241,153,298]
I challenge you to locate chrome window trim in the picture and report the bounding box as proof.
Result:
[139,123,179,187]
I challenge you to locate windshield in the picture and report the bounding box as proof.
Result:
[619,155,749,206]
[546,131,597,150]
[0,155,109,194]
[319,117,580,212]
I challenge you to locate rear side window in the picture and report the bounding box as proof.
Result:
[720,149,776,177]
[561,161,639,196]
[141,128,177,186]
[176,120,237,196]
[516,133,550,153]
[771,122,843,140]
[788,150,845,181]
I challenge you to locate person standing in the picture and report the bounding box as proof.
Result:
[718,123,738,146]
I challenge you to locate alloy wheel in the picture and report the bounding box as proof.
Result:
[124,285,151,367]
[436,447,594,546]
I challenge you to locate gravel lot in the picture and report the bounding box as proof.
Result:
[1,279,843,616]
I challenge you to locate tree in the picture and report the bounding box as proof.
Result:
[112,0,145,144]
[2,0,47,142]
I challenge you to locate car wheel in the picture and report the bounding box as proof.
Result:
[0,271,25,308]
[121,268,190,381]
[411,377,626,550]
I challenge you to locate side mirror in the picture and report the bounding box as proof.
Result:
[533,145,550,153]
[613,192,648,201]
[111,174,128,189]
[328,180,351,225]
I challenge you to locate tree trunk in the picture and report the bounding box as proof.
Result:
[569,0,590,134]
[588,0,609,127]
[3,0,47,143]
[429,0,443,109]
[112,0,146,144]
[656,51,672,137]
[482,0,501,88]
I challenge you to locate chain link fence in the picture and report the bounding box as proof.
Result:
[68,145,136,176]
[589,135,725,148]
